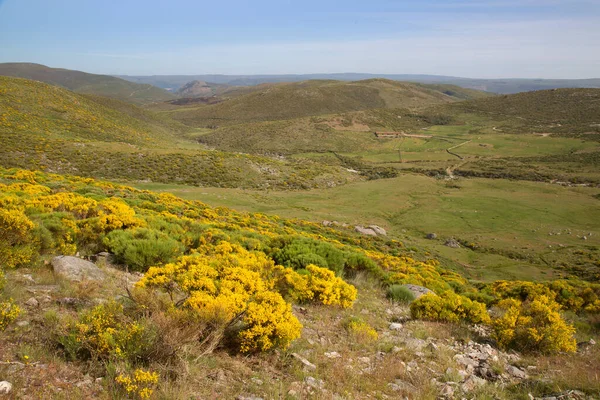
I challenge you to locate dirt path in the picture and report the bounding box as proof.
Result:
[446,140,472,160]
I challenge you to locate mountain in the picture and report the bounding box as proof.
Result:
[175,80,232,98]
[150,79,492,127]
[0,63,175,105]
[118,72,600,94]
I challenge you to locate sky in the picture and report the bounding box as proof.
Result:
[0,0,599,78]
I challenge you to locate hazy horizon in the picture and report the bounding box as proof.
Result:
[1,0,599,79]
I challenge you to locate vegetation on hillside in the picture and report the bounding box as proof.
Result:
[0,63,174,105]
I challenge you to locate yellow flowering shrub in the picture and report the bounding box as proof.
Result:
[239,291,302,352]
[60,302,148,361]
[115,369,159,400]
[138,242,303,353]
[0,299,21,331]
[491,295,577,354]
[0,208,37,268]
[344,317,378,342]
[410,292,491,325]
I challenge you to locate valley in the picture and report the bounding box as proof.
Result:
[0,63,599,399]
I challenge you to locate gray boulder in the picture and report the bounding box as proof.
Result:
[354,226,378,236]
[426,233,437,239]
[445,238,461,248]
[52,256,105,282]
[401,284,435,299]
[368,225,387,236]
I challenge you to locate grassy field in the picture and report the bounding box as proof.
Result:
[134,174,600,282]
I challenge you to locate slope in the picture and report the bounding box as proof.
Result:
[0,76,357,189]
[151,79,492,127]
[0,63,175,105]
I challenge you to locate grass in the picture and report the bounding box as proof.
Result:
[134,174,600,282]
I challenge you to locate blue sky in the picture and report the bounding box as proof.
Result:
[0,0,598,78]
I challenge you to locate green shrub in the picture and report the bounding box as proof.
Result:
[103,228,184,271]
[269,236,347,276]
[386,285,416,304]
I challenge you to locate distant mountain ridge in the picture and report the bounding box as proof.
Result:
[0,63,175,105]
[118,73,600,94]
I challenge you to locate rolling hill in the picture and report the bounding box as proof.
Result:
[151,79,492,127]
[0,76,357,189]
[118,72,600,94]
[0,63,175,105]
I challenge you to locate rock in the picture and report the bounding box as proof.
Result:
[400,284,435,299]
[426,233,437,240]
[461,376,486,392]
[237,396,264,400]
[440,383,455,398]
[454,354,479,368]
[506,365,528,380]
[404,337,427,351]
[389,323,403,331]
[291,353,316,371]
[358,357,370,363]
[51,256,105,282]
[16,320,30,327]
[445,238,461,248]
[322,220,333,227]
[250,377,263,385]
[368,225,387,236]
[304,376,324,390]
[25,297,39,307]
[324,352,341,359]
[354,226,378,236]
[0,381,12,394]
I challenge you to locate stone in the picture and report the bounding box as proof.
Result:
[440,383,455,398]
[251,377,263,385]
[461,376,486,392]
[426,233,437,240]
[389,323,403,331]
[368,225,387,236]
[445,238,461,248]
[324,351,341,359]
[304,376,324,390]
[354,226,378,236]
[506,365,527,380]
[25,297,39,307]
[454,354,479,368]
[322,220,333,227]
[404,337,427,351]
[400,284,435,299]
[358,357,370,363]
[16,320,30,327]
[51,256,105,282]
[237,396,264,400]
[291,353,316,371]
[0,381,12,394]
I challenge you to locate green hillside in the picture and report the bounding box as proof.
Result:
[0,63,175,105]
[0,76,357,189]
[152,79,492,127]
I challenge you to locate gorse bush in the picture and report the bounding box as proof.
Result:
[491,295,577,354]
[0,208,37,268]
[410,292,491,325]
[386,284,416,304]
[344,316,378,342]
[115,368,159,400]
[57,302,151,362]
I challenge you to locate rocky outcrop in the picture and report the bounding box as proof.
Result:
[355,226,378,236]
[401,284,435,299]
[51,256,105,282]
